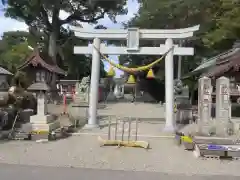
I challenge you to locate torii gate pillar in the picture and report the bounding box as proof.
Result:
[72,25,199,131]
[88,38,101,128]
[164,38,174,131]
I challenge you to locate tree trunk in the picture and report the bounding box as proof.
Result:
[48,8,60,93]
[48,32,58,89]
[48,7,60,64]
[48,31,58,63]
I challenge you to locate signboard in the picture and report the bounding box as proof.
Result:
[127,28,139,51]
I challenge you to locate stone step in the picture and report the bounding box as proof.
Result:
[195,144,240,159]
[193,136,240,145]
[31,121,60,132]
[13,132,31,140]
[30,114,54,124]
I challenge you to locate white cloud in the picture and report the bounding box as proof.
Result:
[0,12,28,35]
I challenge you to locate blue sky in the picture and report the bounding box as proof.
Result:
[0,0,139,77]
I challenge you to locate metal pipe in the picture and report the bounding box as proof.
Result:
[108,116,111,140]
[121,120,125,141]
[114,117,118,140]
[128,117,131,142]
[135,118,138,141]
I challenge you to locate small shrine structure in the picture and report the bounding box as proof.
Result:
[17,48,65,88]
[202,42,240,80]
[0,66,13,90]
[201,42,240,105]
[188,41,240,79]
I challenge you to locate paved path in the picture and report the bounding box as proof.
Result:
[0,164,239,180]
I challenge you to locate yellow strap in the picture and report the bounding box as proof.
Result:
[181,136,193,143]
[174,103,177,113]
[93,45,174,73]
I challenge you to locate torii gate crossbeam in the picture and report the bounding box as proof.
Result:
[72,25,200,132]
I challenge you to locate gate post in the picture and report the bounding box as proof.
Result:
[164,38,175,131]
[87,38,101,128]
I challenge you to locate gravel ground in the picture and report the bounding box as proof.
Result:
[65,102,170,136]
[53,102,166,121]
[1,163,240,180]
[0,135,240,176]
[0,102,239,176]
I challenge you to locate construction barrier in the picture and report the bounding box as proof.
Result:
[98,116,149,149]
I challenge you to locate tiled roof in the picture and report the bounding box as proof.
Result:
[27,82,50,91]
[202,48,240,78]
[0,66,13,75]
[193,48,239,74]
[17,48,65,75]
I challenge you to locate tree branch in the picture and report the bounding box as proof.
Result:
[39,5,52,31]
[60,10,107,25]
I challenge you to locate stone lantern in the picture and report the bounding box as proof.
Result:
[27,82,60,132]
[0,66,13,91]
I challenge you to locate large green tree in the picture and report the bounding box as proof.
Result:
[0,30,106,79]
[4,0,127,63]
[58,29,106,79]
[121,0,240,102]
[124,0,217,69]
[122,0,240,75]
[203,0,240,49]
[0,31,33,72]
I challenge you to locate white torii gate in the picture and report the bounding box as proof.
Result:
[72,25,200,131]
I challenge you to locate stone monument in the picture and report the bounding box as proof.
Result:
[105,78,117,102]
[179,76,238,139]
[216,76,231,121]
[215,76,234,136]
[174,79,190,104]
[197,77,212,133]
[75,76,90,104]
[114,84,124,99]
[174,80,191,124]
[27,82,60,132]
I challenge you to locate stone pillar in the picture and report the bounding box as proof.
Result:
[37,91,47,115]
[114,84,124,99]
[216,77,231,121]
[106,78,117,101]
[177,41,183,79]
[198,77,212,132]
[74,81,81,104]
[28,83,60,133]
[87,38,101,128]
[164,38,175,131]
